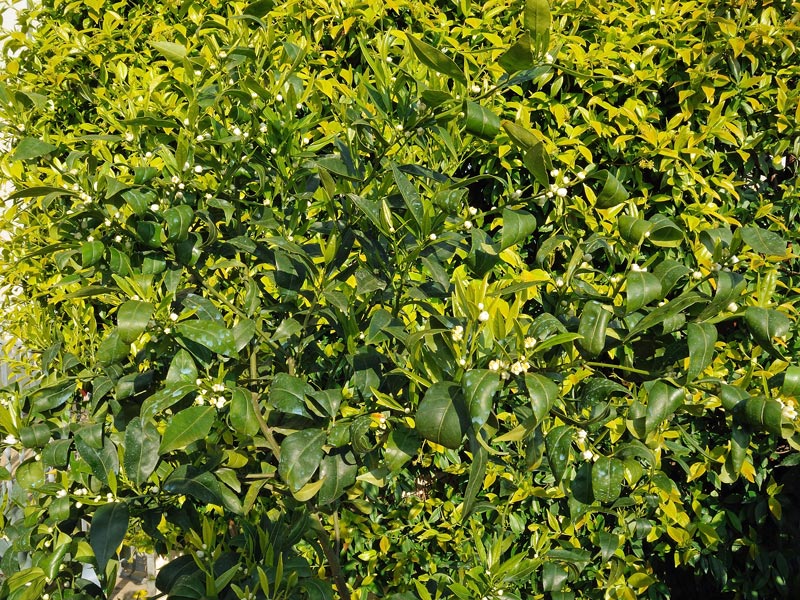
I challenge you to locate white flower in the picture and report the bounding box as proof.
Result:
[468,206,478,216]
[582,450,595,461]
[276,93,283,102]
[512,189,523,199]
[169,312,179,322]
[488,359,502,372]
[463,220,473,230]
[545,53,554,63]
[458,358,466,366]
[451,325,464,342]
[556,187,568,197]
[524,336,537,349]
[576,429,588,442]
[214,396,227,409]
[577,171,586,180]
[194,165,203,173]
[296,103,303,110]
[429,233,437,241]
[478,310,490,322]
[124,132,134,142]
[212,383,225,393]
[178,183,185,190]
[150,203,160,211]
[233,127,242,136]
[510,360,529,375]
[183,118,190,126]
[692,270,703,279]
[4,434,17,445]
[478,302,484,310]
[550,169,560,178]
[629,62,636,70]
[56,489,67,498]
[782,404,797,421]
[727,302,739,312]
[471,84,481,94]
[196,550,204,558]
[171,175,180,184]
[271,147,278,155]
[145,151,153,158]
[302,137,310,145]
[555,277,565,287]
[395,124,403,131]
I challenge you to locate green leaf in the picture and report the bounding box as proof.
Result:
[545,425,572,484]
[405,35,466,85]
[270,373,312,417]
[163,465,227,507]
[317,451,358,505]
[166,349,198,385]
[19,424,51,448]
[11,137,57,161]
[81,240,104,267]
[500,208,538,250]
[648,215,684,247]
[524,0,551,58]
[698,270,745,321]
[278,429,326,492]
[464,101,500,140]
[593,170,629,209]
[577,301,612,357]
[383,426,420,472]
[781,365,800,397]
[391,163,425,234]
[498,35,534,73]
[416,382,470,449]
[151,40,188,62]
[163,205,194,242]
[591,456,624,503]
[98,329,130,365]
[117,300,154,343]
[652,259,689,295]
[625,292,705,341]
[525,373,558,422]
[741,225,787,256]
[581,378,630,406]
[502,120,539,151]
[176,319,237,357]
[618,215,651,244]
[123,417,160,487]
[30,381,73,413]
[626,271,663,313]
[159,406,215,454]
[744,306,791,356]
[462,433,488,520]
[686,322,717,382]
[462,369,501,429]
[230,388,260,436]
[75,436,119,486]
[140,383,196,418]
[90,503,129,574]
[645,381,684,434]
[738,396,782,435]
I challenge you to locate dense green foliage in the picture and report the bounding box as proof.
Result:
[1,0,800,598]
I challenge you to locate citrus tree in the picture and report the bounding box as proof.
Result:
[1,0,799,599]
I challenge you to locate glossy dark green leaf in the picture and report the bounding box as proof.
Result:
[741,225,787,256]
[75,436,119,485]
[176,319,237,357]
[625,292,705,341]
[462,434,488,520]
[502,120,539,151]
[270,373,312,417]
[383,426,420,472]
[498,35,534,73]
[278,429,326,492]
[30,381,73,413]
[163,205,194,242]
[159,406,215,454]
[80,240,104,267]
[464,101,500,140]
[645,381,684,434]
[117,300,154,343]
[155,555,202,594]
[648,215,684,247]
[542,562,568,593]
[545,425,572,484]
[19,424,50,448]
[308,388,342,419]
[140,383,196,418]
[416,382,469,449]
[591,456,624,503]
[405,34,466,85]
[652,259,689,295]
[391,163,425,233]
[42,439,71,468]
[739,396,782,435]
[781,365,800,397]
[618,215,651,244]
[698,271,745,321]
[524,0,551,58]
[123,417,160,487]
[577,301,612,357]
[686,322,717,382]
[165,349,198,385]
[571,461,594,504]
[729,426,749,475]
[593,170,629,209]
[230,388,259,436]
[317,451,358,505]
[467,228,500,277]
[90,503,129,573]
[500,208,538,250]
[525,373,558,422]
[744,306,791,356]
[11,137,57,161]
[164,465,224,505]
[626,271,662,313]
[98,329,130,365]
[581,378,630,406]
[523,141,553,188]
[462,369,500,429]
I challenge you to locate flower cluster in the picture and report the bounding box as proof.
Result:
[195,381,228,409]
